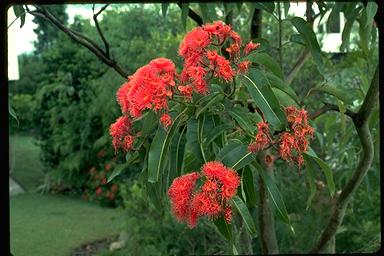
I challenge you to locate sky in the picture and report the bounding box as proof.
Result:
[8,4,99,55]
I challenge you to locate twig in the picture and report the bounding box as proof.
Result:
[285,49,310,85]
[176,3,203,26]
[310,64,379,253]
[30,5,128,79]
[310,102,357,120]
[285,1,314,85]
[93,4,110,57]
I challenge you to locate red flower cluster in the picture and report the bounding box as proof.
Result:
[83,162,120,204]
[109,116,135,152]
[178,21,260,97]
[248,121,271,153]
[110,58,177,152]
[279,106,314,167]
[248,106,314,168]
[117,58,176,118]
[168,161,240,228]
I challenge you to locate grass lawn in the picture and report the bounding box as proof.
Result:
[9,135,44,191]
[10,193,124,256]
[9,134,125,256]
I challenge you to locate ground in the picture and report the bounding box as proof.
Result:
[9,134,124,256]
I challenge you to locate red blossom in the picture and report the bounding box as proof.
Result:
[244,41,260,55]
[167,161,240,228]
[237,61,251,74]
[160,113,172,128]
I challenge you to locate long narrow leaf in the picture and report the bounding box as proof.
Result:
[148,110,187,183]
[240,75,283,129]
[252,163,291,226]
[246,52,284,79]
[290,17,324,75]
[232,196,257,236]
[304,147,335,197]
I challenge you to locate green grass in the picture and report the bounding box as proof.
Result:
[9,135,44,191]
[10,134,124,255]
[10,193,124,256]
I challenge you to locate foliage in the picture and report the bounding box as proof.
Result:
[8,94,36,133]
[10,2,380,254]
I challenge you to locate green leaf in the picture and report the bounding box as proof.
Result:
[283,2,290,18]
[264,72,299,103]
[290,17,324,75]
[289,34,306,46]
[217,144,256,170]
[107,163,127,183]
[184,119,204,172]
[313,83,353,104]
[364,2,378,28]
[147,110,187,183]
[245,52,284,79]
[240,69,287,129]
[340,4,361,52]
[168,130,187,189]
[204,123,233,145]
[181,3,189,31]
[232,196,257,236]
[252,2,275,13]
[213,216,233,241]
[141,111,158,136]
[13,5,26,28]
[228,106,256,135]
[199,3,217,23]
[195,92,223,118]
[304,147,335,197]
[303,154,317,210]
[8,102,18,123]
[161,3,169,18]
[252,163,291,226]
[326,3,344,32]
[272,88,298,108]
[243,166,256,207]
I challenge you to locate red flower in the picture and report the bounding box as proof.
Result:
[279,132,295,160]
[168,172,200,222]
[105,163,111,172]
[248,122,271,153]
[111,184,118,192]
[95,187,103,196]
[101,178,107,185]
[224,207,233,223]
[167,161,240,228]
[244,41,260,56]
[123,134,135,152]
[237,61,250,74]
[160,113,172,128]
[109,116,132,152]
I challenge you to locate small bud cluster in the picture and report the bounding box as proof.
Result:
[168,161,240,228]
[248,106,314,168]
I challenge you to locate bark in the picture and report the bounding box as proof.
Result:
[250,9,262,39]
[257,150,279,254]
[310,65,379,253]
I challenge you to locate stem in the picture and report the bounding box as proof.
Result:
[257,150,279,254]
[310,64,379,253]
[277,2,283,70]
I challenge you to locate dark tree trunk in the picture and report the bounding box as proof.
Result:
[250,9,262,39]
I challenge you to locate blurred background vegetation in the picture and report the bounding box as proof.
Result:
[9,2,379,255]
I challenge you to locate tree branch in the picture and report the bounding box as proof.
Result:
[285,49,310,85]
[30,5,128,79]
[257,150,279,254]
[177,3,203,26]
[93,4,110,57]
[285,1,315,85]
[310,102,357,120]
[310,64,379,253]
